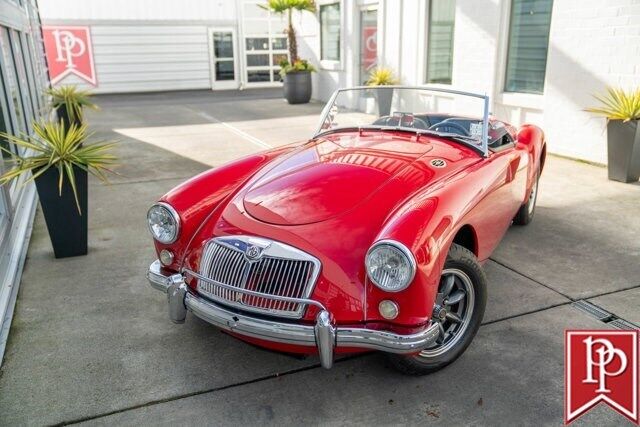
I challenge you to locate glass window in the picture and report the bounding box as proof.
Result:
[247,70,271,82]
[359,9,378,84]
[215,61,234,81]
[0,53,21,205]
[246,38,269,51]
[272,53,288,66]
[320,3,341,61]
[17,33,39,118]
[0,97,13,160]
[213,32,234,58]
[211,31,236,84]
[247,54,269,67]
[504,0,553,94]
[0,29,26,134]
[271,38,287,50]
[426,0,456,84]
[9,30,35,132]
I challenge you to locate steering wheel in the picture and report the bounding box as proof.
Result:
[428,121,470,136]
[373,114,429,130]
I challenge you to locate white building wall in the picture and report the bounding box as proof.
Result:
[308,0,640,164]
[49,25,212,93]
[38,0,237,21]
[38,0,640,163]
[39,0,238,93]
[540,0,640,163]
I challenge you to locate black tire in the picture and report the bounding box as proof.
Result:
[386,243,487,375]
[513,171,539,226]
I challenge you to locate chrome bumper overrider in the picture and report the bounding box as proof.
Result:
[147,260,440,369]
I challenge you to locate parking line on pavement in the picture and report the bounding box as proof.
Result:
[195,111,272,149]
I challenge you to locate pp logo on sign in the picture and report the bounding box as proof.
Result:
[565,330,639,424]
[43,26,97,86]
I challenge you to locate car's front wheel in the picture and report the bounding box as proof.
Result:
[386,243,487,375]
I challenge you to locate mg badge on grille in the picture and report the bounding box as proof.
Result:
[245,244,263,260]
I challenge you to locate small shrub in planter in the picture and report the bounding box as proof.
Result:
[366,67,400,116]
[261,0,317,104]
[46,85,98,131]
[586,87,640,183]
[0,122,117,258]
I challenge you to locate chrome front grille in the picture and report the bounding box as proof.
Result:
[196,236,320,318]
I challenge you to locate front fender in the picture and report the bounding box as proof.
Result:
[366,166,486,326]
[365,195,449,326]
[152,145,298,270]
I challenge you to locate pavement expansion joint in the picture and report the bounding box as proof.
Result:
[488,257,574,301]
[572,299,639,329]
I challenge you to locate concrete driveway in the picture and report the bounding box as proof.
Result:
[1,90,638,426]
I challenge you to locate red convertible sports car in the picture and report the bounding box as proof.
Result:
[147,86,545,374]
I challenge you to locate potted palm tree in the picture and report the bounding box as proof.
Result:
[0,122,117,258]
[586,87,640,183]
[366,67,399,116]
[46,85,98,131]
[261,0,317,104]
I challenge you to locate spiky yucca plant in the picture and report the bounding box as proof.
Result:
[261,0,316,63]
[0,122,117,213]
[46,85,99,125]
[586,87,640,122]
[366,67,399,86]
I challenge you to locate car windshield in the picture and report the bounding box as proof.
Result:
[315,86,490,155]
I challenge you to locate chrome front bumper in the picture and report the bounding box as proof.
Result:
[147,260,439,369]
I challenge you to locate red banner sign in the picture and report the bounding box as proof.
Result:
[565,330,639,424]
[362,26,377,73]
[43,26,97,86]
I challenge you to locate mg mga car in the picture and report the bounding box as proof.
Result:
[146,86,545,374]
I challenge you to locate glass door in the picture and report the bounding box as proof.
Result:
[359,7,378,85]
[208,27,239,90]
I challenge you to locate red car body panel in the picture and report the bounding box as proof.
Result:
[153,122,545,355]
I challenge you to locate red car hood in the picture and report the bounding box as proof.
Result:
[243,133,440,225]
[184,131,481,323]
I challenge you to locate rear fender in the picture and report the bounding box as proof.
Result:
[516,124,546,199]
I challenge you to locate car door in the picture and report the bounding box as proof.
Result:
[466,133,527,259]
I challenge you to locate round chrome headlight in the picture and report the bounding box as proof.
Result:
[147,202,180,244]
[365,240,416,292]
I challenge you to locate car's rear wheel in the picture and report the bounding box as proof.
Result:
[386,244,487,375]
[513,170,539,225]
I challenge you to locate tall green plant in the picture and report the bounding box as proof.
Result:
[0,122,117,213]
[261,0,316,63]
[586,87,640,122]
[46,85,99,124]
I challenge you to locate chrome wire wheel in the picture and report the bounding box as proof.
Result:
[419,268,475,358]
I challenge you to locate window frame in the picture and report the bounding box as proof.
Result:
[425,0,457,86]
[318,0,343,71]
[502,0,553,95]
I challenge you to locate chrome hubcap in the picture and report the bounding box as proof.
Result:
[420,268,475,358]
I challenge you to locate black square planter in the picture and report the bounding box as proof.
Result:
[34,166,88,258]
[607,119,640,183]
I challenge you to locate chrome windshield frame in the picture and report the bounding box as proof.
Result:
[313,85,490,157]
